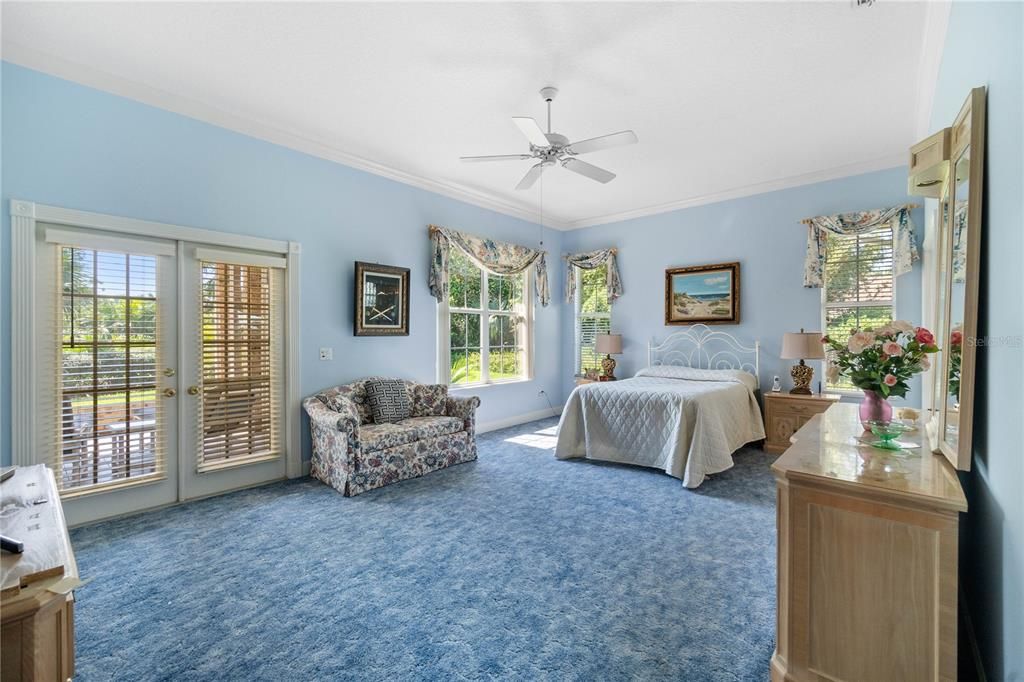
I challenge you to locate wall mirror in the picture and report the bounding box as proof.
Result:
[934,87,986,470]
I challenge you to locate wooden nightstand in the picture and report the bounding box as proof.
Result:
[763,392,841,454]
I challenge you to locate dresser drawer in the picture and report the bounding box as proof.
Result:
[771,401,820,419]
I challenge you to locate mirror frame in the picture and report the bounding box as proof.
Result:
[934,87,986,470]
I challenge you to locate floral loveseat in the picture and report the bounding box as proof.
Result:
[303,378,480,496]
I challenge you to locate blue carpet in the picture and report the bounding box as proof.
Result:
[70,418,776,681]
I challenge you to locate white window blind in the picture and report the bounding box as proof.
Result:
[444,248,531,385]
[575,266,612,374]
[823,225,895,390]
[197,260,284,470]
[54,244,166,494]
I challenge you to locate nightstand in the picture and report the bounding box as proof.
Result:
[763,392,842,454]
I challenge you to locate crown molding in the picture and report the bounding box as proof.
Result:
[913,0,952,138]
[561,154,908,231]
[4,43,916,235]
[3,43,573,230]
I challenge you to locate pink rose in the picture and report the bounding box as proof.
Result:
[884,374,898,387]
[951,329,963,346]
[915,327,935,345]
[882,341,903,357]
[919,355,931,370]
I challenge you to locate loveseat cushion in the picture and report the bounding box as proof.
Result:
[360,416,464,453]
[403,416,464,440]
[366,378,412,424]
[410,384,448,417]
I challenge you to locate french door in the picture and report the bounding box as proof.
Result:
[37,225,287,525]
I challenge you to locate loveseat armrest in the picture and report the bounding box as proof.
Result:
[446,394,481,434]
[304,395,360,434]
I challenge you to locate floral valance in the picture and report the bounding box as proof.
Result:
[564,248,623,304]
[802,205,919,288]
[428,225,550,306]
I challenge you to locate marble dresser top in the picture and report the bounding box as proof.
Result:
[771,403,967,513]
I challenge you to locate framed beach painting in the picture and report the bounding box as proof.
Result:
[664,262,740,325]
[354,261,410,336]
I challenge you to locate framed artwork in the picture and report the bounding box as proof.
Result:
[354,261,410,336]
[664,261,740,325]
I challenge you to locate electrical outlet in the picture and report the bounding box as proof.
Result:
[319,347,333,361]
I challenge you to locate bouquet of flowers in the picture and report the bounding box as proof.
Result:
[948,326,962,398]
[822,320,939,399]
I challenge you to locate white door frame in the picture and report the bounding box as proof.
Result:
[9,199,303,486]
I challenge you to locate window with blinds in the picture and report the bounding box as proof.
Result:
[198,261,283,470]
[575,266,612,374]
[823,226,895,390]
[58,246,164,493]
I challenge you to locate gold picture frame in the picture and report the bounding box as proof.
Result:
[354,261,410,336]
[664,262,740,325]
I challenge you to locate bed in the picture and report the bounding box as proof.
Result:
[555,325,766,488]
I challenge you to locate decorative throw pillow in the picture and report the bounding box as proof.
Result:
[365,379,412,424]
[410,384,448,417]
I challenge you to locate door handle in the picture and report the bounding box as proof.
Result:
[187,386,200,396]
[162,388,177,398]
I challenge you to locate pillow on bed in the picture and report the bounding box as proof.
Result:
[635,365,759,392]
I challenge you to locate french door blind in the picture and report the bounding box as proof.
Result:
[197,256,284,471]
[54,241,168,494]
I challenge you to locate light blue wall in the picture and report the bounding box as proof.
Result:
[0,63,565,466]
[559,167,924,403]
[929,3,1024,680]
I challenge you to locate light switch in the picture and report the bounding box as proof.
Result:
[319,347,333,361]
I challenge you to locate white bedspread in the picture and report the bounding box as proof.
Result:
[555,367,766,488]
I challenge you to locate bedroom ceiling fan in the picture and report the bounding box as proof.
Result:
[460,87,638,190]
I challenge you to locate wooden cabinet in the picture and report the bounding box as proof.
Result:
[1,465,78,682]
[763,392,840,454]
[908,127,951,197]
[771,404,966,682]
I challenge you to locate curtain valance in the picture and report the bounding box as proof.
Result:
[564,248,623,304]
[428,225,550,306]
[802,205,919,288]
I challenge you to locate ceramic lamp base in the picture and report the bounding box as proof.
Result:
[789,361,813,395]
[601,354,617,380]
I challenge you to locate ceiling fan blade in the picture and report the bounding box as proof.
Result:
[562,158,616,184]
[459,154,533,162]
[512,117,551,147]
[515,163,546,190]
[565,130,638,156]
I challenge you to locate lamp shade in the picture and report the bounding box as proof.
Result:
[595,333,623,355]
[780,331,826,360]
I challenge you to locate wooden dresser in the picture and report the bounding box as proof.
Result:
[1,465,79,682]
[771,404,966,682]
[763,392,841,454]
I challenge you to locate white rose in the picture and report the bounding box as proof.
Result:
[847,331,876,355]
[826,363,840,383]
[891,320,915,334]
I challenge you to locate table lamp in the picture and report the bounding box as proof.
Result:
[595,334,623,380]
[780,329,826,394]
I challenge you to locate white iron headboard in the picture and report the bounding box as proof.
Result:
[648,324,760,379]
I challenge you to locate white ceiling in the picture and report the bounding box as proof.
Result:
[2,2,947,230]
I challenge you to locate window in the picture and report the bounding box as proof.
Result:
[58,246,163,492]
[198,260,283,470]
[575,266,612,374]
[822,226,895,390]
[442,248,531,385]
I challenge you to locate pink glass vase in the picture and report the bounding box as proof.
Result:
[859,390,893,430]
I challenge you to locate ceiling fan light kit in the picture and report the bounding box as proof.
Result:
[461,86,638,190]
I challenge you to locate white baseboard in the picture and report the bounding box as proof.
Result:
[477,407,561,435]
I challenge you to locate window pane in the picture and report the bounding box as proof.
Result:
[489,348,517,380]
[63,297,95,343]
[450,350,481,385]
[129,299,157,343]
[467,312,480,347]
[489,315,500,347]
[450,312,467,348]
[825,305,893,389]
[825,228,893,304]
[578,315,611,373]
[488,275,502,310]
[95,252,128,297]
[449,249,481,309]
[580,266,610,314]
